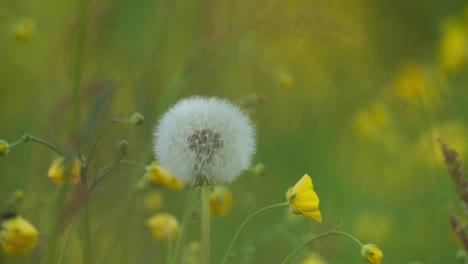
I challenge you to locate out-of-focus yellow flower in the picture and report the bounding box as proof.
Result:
[210,187,233,217]
[47,157,81,185]
[393,63,437,104]
[361,243,383,264]
[147,213,179,241]
[0,140,10,156]
[182,241,200,264]
[278,71,294,91]
[352,102,391,140]
[0,215,39,256]
[145,191,163,210]
[301,252,327,264]
[144,162,184,190]
[285,174,322,223]
[11,18,36,42]
[414,121,467,169]
[439,20,467,72]
[354,212,392,243]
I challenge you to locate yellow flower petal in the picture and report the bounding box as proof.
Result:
[286,174,322,223]
[1,215,38,256]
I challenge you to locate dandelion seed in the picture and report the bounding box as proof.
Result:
[154,96,256,185]
[147,213,179,241]
[361,243,383,264]
[0,215,38,256]
[144,162,184,190]
[286,174,322,223]
[47,157,81,185]
[210,186,233,217]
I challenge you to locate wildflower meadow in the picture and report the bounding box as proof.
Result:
[1,1,468,263]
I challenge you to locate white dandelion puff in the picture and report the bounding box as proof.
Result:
[154,96,256,185]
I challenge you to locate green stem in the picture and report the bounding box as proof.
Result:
[56,217,76,263]
[201,185,211,264]
[71,0,91,135]
[42,185,71,264]
[9,138,26,148]
[17,134,64,155]
[83,204,92,264]
[280,230,363,264]
[222,202,289,264]
[170,188,199,264]
[167,239,173,264]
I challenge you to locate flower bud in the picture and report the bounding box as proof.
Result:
[117,140,129,156]
[0,140,10,156]
[130,112,144,126]
[361,243,383,264]
[252,163,266,175]
[47,157,81,185]
[11,18,36,43]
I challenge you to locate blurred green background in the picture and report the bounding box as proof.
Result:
[1,0,468,263]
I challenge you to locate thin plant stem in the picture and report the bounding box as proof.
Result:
[71,0,91,135]
[56,217,77,264]
[170,188,199,264]
[200,185,211,264]
[42,185,72,264]
[222,202,289,264]
[83,204,92,264]
[280,230,364,264]
[167,240,173,264]
[16,134,64,156]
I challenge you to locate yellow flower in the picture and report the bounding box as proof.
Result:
[285,174,322,223]
[145,162,184,190]
[147,213,179,241]
[210,187,233,217]
[145,191,164,210]
[439,20,466,72]
[278,71,294,91]
[361,243,383,264]
[47,157,81,185]
[0,140,9,156]
[352,102,391,140]
[301,252,327,264]
[11,18,36,43]
[0,215,39,256]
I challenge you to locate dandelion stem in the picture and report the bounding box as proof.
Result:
[222,202,289,264]
[170,188,199,264]
[201,185,211,264]
[280,230,364,264]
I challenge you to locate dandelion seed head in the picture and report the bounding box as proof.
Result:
[154,96,256,185]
